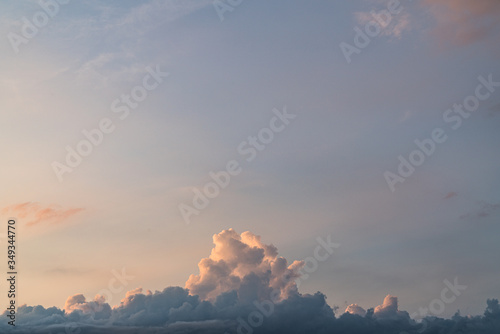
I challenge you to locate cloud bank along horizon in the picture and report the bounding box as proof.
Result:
[1,229,499,333]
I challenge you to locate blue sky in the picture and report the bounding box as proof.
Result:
[0,0,499,326]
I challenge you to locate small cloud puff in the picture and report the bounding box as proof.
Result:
[445,191,458,199]
[345,303,367,316]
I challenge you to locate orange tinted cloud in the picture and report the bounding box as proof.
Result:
[1,202,84,227]
[185,228,304,302]
[444,192,458,199]
[354,10,411,40]
[424,0,500,46]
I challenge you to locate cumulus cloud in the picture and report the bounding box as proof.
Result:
[0,229,498,333]
[423,0,500,46]
[64,294,111,321]
[1,202,84,227]
[373,294,409,321]
[185,228,304,302]
[345,303,367,316]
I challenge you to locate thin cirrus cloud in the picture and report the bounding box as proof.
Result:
[354,0,500,47]
[1,202,84,227]
[354,10,412,40]
[423,0,500,46]
[1,229,499,333]
[460,201,500,220]
[444,191,458,200]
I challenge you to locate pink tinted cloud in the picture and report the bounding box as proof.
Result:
[345,303,367,316]
[423,0,500,46]
[1,202,84,227]
[445,192,458,200]
[354,10,411,40]
[185,228,304,302]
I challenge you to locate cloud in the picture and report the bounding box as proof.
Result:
[105,0,213,30]
[445,191,458,199]
[0,229,499,333]
[487,103,500,117]
[398,110,413,123]
[373,294,409,320]
[1,202,84,227]
[64,294,112,321]
[44,266,94,276]
[345,303,367,316]
[354,9,411,40]
[460,201,500,220]
[423,0,500,46]
[185,228,304,302]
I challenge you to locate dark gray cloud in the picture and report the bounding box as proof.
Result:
[460,201,500,220]
[3,297,499,333]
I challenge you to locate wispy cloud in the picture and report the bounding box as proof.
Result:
[1,202,84,227]
[423,0,500,47]
[460,201,500,220]
[398,110,413,123]
[444,191,458,200]
[487,103,500,118]
[44,266,94,276]
[354,10,411,40]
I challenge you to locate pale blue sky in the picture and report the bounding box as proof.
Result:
[0,0,499,318]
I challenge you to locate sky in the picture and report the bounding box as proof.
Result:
[0,0,499,333]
